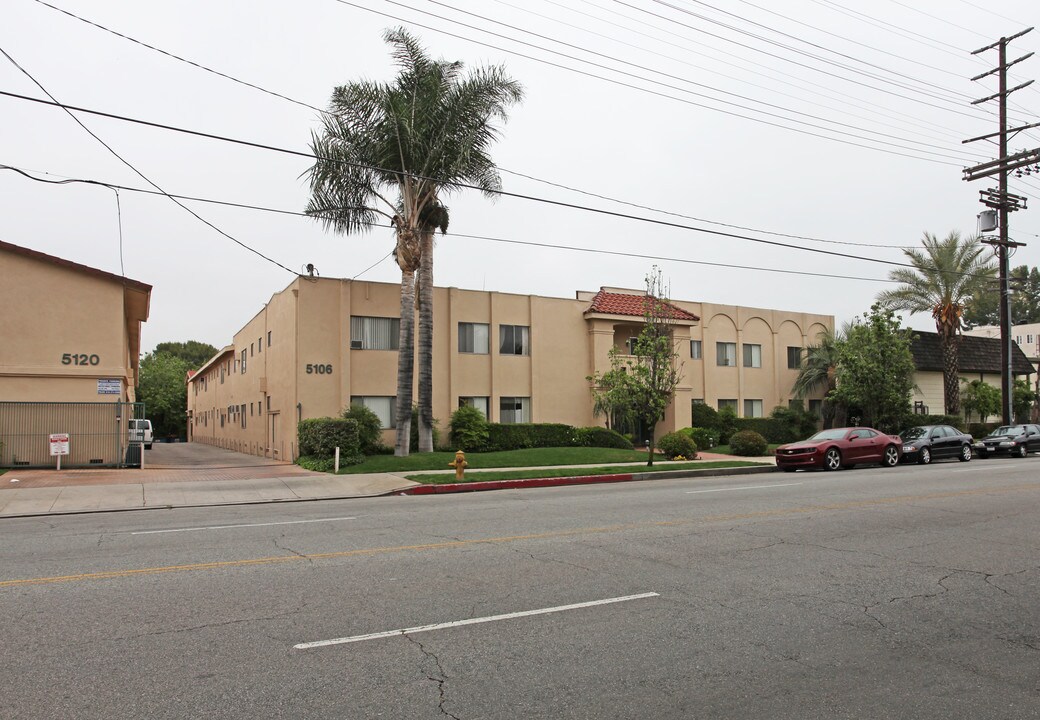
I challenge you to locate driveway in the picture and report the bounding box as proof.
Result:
[2,442,321,490]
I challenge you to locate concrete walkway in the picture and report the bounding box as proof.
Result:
[0,443,775,518]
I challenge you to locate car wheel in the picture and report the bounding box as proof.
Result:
[881,445,899,467]
[918,447,931,465]
[1016,443,1027,458]
[959,445,972,462]
[824,448,842,471]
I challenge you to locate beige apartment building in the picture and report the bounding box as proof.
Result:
[0,240,151,467]
[188,276,832,460]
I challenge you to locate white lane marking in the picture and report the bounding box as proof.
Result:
[294,592,660,650]
[131,517,357,535]
[952,464,1017,473]
[685,482,802,494]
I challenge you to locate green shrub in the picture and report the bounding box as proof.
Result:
[296,455,337,473]
[449,405,490,452]
[574,426,634,449]
[485,423,577,451]
[968,421,1002,438]
[767,405,819,441]
[729,430,768,456]
[342,403,386,455]
[717,406,738,444]
[296,417,363,465]
[912,414,965,431]
[691,403,720,429]
[409,406,441,453]
[683,426,718,451]
[656,431,698,460]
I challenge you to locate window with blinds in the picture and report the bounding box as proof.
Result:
[350,316,400,350]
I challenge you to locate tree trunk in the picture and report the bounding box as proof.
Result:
[646,427,654,467]
[394,268,415,457]
[940,328,961,416]
[417,230,435,453]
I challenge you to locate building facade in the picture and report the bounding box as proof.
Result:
[187,277,833,459]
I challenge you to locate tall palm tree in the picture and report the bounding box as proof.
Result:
[304,28,523,455]
[877,231,995,416]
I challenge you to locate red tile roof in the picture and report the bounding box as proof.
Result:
[585,290,699,321]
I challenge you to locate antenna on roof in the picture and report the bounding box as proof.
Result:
[302,263,319,277]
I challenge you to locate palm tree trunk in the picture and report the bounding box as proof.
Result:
[417,230,435,453]
[940,327,961,415]
[394,269,415,457]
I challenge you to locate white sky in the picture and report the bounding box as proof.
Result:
[2,0,1039,353]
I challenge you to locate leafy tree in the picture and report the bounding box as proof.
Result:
[960,378,1000,423]
[588,268,683,466]
[832,305,916,433]
[136,352,192,439]
[342,403,386,455]
[791,325,848,428]
[1013,378,1036,422]
[877,231,995,415]
[304,28,523,456]
[152,340,218,369]
[964,265,1040,327]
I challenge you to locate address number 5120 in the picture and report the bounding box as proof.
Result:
[62,353,100,366]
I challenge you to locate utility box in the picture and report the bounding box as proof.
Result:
[978,209,998,233]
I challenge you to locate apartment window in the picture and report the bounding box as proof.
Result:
[459,322,489,354]
[250,343,254,357]
[809,399,823,417]
[499,325,530,356]
[744,399,764,418]
[1016,335,1022,345]
[351,396,396,429]
[240,404,247,429]
[692,398,705,405]
[716,342,737,367]
[268,330,272,346]
[258,336,263,352]
[1029,334,1034,345]
[241,349,247,373]
[350,316,400,350]
[458,396,490,418]
[500,396,530,424]
[690,340,702,359]
[220,367,225,384]
[250,402,254,416]
[718,399,738,413]
[260,395,264,413]
[626,336,639,355]
[787,346,802,369]
[743,344,762,368]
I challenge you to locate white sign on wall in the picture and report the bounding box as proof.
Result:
[49,433,70,456]
[97,379,121,395]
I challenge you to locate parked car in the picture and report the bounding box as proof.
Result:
[972,424,1040,458]
[129,418,153,450]
[899,425,973,464]
[774,427,902,472]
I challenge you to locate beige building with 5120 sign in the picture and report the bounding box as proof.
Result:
[187,276,832,460]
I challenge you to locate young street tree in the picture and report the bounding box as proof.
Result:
[791,324,849,429]
[877,231,995,416]
[304,28,523,456]
[587,268,683,466]
[833,305,916,433]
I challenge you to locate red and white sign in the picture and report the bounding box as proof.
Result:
[49,433,70,456]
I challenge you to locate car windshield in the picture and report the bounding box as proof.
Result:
[900,427,928,440]
[989,426,1023,437]
[807,429,848,441]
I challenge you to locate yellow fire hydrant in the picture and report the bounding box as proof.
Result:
[448,449,468,481]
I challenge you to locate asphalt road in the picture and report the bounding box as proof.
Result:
[2,459,1038,719]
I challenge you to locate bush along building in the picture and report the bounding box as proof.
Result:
[186,277,833,460]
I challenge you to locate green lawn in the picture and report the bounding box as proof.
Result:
[408,460,765,483]
[709,444,779,456]
[339,446,653,474]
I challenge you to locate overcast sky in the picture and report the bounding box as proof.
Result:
[3,0,1040,353]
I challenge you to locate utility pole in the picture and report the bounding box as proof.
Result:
[963,28,1037,424]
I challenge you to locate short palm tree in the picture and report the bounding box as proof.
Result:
[877,231,995,416]
[792,325,845,428]
[305,28,523,455]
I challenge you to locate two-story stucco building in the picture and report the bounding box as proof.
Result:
[187,276,832,460]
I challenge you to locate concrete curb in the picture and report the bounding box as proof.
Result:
[396,464,777,495]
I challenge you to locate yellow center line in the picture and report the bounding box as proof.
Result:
[3,482,1037,588]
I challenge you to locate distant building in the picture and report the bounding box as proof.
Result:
[909,330,1033,417]
[963,323,1040,381]
[0,240,151,467]
[186,276,833,460]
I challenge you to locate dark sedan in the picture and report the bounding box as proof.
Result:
[775,427,902,472]
[973,424,1040,458]
[899,425,973,464]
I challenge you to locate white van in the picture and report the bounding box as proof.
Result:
[129,419,153,449]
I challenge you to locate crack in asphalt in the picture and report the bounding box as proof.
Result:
[273,536,314,566]
[404,633,461,720]
[114,609,301,642]
[507,545,599,574]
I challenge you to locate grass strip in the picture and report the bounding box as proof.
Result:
[407,460,764,484]
[340,447,653,474]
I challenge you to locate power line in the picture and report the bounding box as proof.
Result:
[0,47,299,276]
[0,90,946,271]
[0,162,906,285]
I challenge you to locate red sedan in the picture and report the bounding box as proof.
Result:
[774,427,903,472]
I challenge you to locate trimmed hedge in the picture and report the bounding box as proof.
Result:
[297,417,363,465]
[449,405,491,452]
[575,426,634,449]
[683,426,719,451]
[657,431,698,460]
[911,414,966,431]
[730,429,768,456]
[968,421,1003,438]
[486,423,575,451]
[342,404,387,455]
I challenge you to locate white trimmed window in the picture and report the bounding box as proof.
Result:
[744,399,764,418]
[459,396,489,418]
[499,396,530,424]
[716,342,736,367]
[690,340,702,359]
[743,344,762,368]
[499,325,530,356]
[718,399,738,413]
[350,316,400,351]
[351,396,396,429]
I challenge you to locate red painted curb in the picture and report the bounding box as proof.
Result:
[397,473,636,494]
